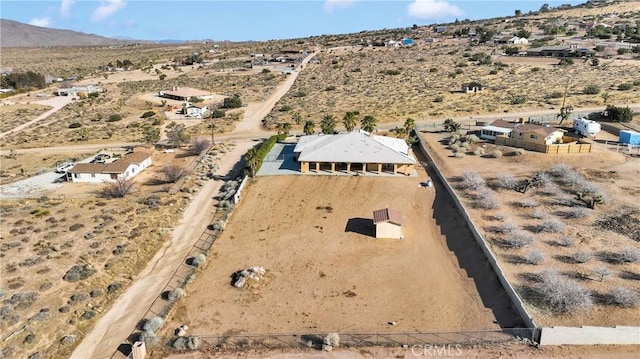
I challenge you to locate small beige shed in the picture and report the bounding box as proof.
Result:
[373,208,404,239]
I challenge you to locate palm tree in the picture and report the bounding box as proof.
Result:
[404,118,415,134]
[394,127,407,139]
[320,115,337,134]
[361,115,377,133]
[303,120,315,135]
[342,111,358,132]
[245,148,259,177]
[293,112,302,125]
[276,122,291,135]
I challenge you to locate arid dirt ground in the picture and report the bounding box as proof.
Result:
[418,123,640,327]
[161,173,522,340]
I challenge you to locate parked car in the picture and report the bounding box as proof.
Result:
[55,162,75,174]
[95,153,111,163]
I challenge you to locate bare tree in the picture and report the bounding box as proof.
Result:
[162,164,185,183]
[101,177,135,198]
[190,137,211,155]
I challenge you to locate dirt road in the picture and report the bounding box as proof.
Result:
[70,51,319,359]
[0,95,73,138]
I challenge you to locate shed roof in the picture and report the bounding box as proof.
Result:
[294,132,414,165]
[481,126,513,134]
[373,208,404,225]
[68,152,151,175]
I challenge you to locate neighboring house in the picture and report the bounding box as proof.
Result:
[480,119,514,140]
[373,208,404,239]
[434,26,447,33]
[293,131,415,175]
[56,85,104,97]
[424,38,438,43]
[385,40,400,48]
[184,104,209,118]
[481,120,566,145]
[66,151,152,183]
[461,82,484,93]
[526,46,595,58]
[508,37,529,45]
[159,86,213,101]
[493,35,512,44]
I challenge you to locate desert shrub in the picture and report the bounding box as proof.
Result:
[524,249,545,265]
[429,67,438,72]
[539,271,592,313]
[464,134,479,143]
[60,335,76,345]
[564,207,589,219]
[190,137,211,155]
[5,292,38,310]
[322,333,340,351]
[69,293,88,305]
[191,253,206,267]
[538,182,559,196]
[100,178,135,198]
[519,198,538,208]
[559,58,574,66]
[548,91,563,99]
[222,94,242,108]
[69,223,84,231]
[459,170,485,190]
[476,189,500,209]
[530,210,547,219]
[162,164,185,183]
[591,267,612,282]
[210,109,225,118]
[558,237,574,247]
[473,148,485,156]
[454,152,465,158]
[63,264,96,282]
[68,122,82,128]
[494,173,518,190]
[511,148,525,156]
[549,163,572,177]
[489,150,502,158]
[143,316,164,333]
[618,82,633,91]
[450,143,460,152]
[536,219,565,233]
[139,331,158,346]
[508,94,527,105]
[30,208,50,217]
[491,222,518,234]
[107,282,122,293]
[168,288,185,301]
[433,95,444,102]
[141,111,155,118]
[506,231,534,249]
[81,310,95,320]
[609,287,640,307]
[572,251,592,264]
[107,114,122,122]
[324,85,336,91]
[583,84,600,95]
[172,336,200,350]
[617,247,640,263]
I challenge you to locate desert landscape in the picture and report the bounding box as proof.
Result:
[1,1,640,358]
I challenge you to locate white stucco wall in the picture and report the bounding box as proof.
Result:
[540,326,640,346]
[70,172,115,183]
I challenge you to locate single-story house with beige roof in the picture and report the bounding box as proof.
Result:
[159,86,213,101]
[66,152,152,183]
[293,131,415,175]
[373,208,404,239]
[480,119,566,144]
[185,103,209,118]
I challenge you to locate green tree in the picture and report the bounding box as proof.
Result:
[222,94,242,109]
[342,111,358,132]
[293,112,302,125]
[361,115,377,133]
[394,127,408,139]
[443,118,461,133]
[558,105,573,125]
[303,120,315,135]
[143,127,160,143]
[166,123,190,147]
[515,9,522,17]
[605,105,632,123]
[601,92,611,104]
[320,115,337,134]
[245,148,259,177]
[404,118,416,134]
[78,128,90,141]
[516,28,530,38]
[276,122,292,135]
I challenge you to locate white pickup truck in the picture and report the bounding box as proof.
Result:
[55,162,75,174]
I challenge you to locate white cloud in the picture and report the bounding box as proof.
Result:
[407,0,463,20]
[323,0,358,14]
[29,17,52,27]
[91,0,127,22]
[60,0,75,17]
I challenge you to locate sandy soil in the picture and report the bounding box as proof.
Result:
[162,173,519,339]
[0,96,72,138]
[162,342,640,359]
[418,128,640,327]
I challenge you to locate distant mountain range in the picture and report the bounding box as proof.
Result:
[0,19,221,47]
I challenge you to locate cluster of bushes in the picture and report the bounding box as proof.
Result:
[222,94,242,109]
[0,71,45,90]
[245,134,286,176]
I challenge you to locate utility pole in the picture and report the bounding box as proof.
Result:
[210,119,215,145]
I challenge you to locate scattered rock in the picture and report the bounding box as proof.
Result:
[232,266,266,288]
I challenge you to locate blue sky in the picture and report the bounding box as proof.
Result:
[3,1,584,41]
